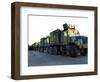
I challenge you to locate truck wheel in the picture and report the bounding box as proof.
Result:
[69,51,77,57]
[81,48,87,56]
[68,43,79,58]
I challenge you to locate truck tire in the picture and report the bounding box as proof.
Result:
[81,48,87,56]
[67,43,79,57]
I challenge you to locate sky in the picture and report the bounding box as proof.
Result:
[28,15,88,45]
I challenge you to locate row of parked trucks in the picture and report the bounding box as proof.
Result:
[29,23,87,57]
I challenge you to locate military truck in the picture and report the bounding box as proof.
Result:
[47,29,62,55]
[31,23,88,57]
[60,23,88,57]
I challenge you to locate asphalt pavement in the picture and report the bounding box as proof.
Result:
[28,50,88,66]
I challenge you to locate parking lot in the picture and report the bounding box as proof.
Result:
[28,50,88,66]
